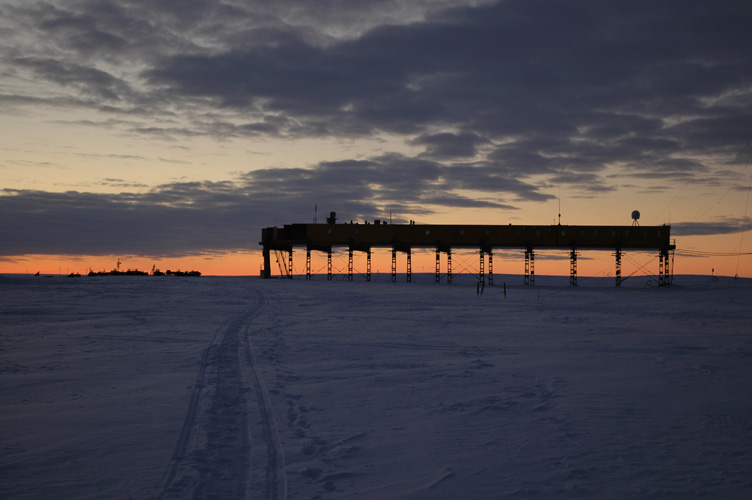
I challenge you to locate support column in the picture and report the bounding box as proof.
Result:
[524,249,535,286]
[658,249,671,287]
[348,248,353,281]
[447,249,453,285]
[327,249,332,281]
[668,247,674,286]
[479,249,485,284]
[262,247,271,279]
[488,250,493,285]
[570,249,578,286]
[658,250,665,286]
[306,248,311,280]
[366,248,372,282]
[391,248,397,283]
[530,250,535,286]
[288,250,293,279]
[615,249,622,287]
[435,246,441,283]
[670,247,675,286]
[406,247,412,283]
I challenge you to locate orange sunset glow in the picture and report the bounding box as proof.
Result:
[4,237,749,280]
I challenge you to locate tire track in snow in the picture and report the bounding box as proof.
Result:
[159,290,283,500]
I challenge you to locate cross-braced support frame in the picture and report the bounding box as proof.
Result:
[658,248,673,286]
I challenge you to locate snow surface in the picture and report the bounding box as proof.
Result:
[1,273,751,499]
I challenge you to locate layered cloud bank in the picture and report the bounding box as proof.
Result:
[1,1,751,260]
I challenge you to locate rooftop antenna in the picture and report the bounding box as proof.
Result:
[558,191,561,225]
[314,204,318,224]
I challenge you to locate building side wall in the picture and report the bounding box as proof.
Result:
[262,223,672,251]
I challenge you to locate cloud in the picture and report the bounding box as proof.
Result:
[672,218,751,237]
[1,0,751,260]
[0,185,259,257]
[410,132,490,159]
[10,57,130,102]
[7,1,745,148]
[0,150,549,256]
[138,0,751,184]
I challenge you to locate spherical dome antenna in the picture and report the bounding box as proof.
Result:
[631,210,640,226]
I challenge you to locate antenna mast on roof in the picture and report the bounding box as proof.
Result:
[314,204,317,224]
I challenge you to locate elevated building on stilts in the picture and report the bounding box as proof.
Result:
[260,214,675,286]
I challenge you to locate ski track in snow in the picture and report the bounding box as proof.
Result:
[159,290,285,500]
[243,294,287,500]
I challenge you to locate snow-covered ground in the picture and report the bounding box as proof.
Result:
[1,273,751,499]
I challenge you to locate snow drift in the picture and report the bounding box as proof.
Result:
[1,274,750,499]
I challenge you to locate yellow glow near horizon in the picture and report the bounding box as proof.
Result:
[0,109,420,195]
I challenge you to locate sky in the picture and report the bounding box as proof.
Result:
[1,0,751,277]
